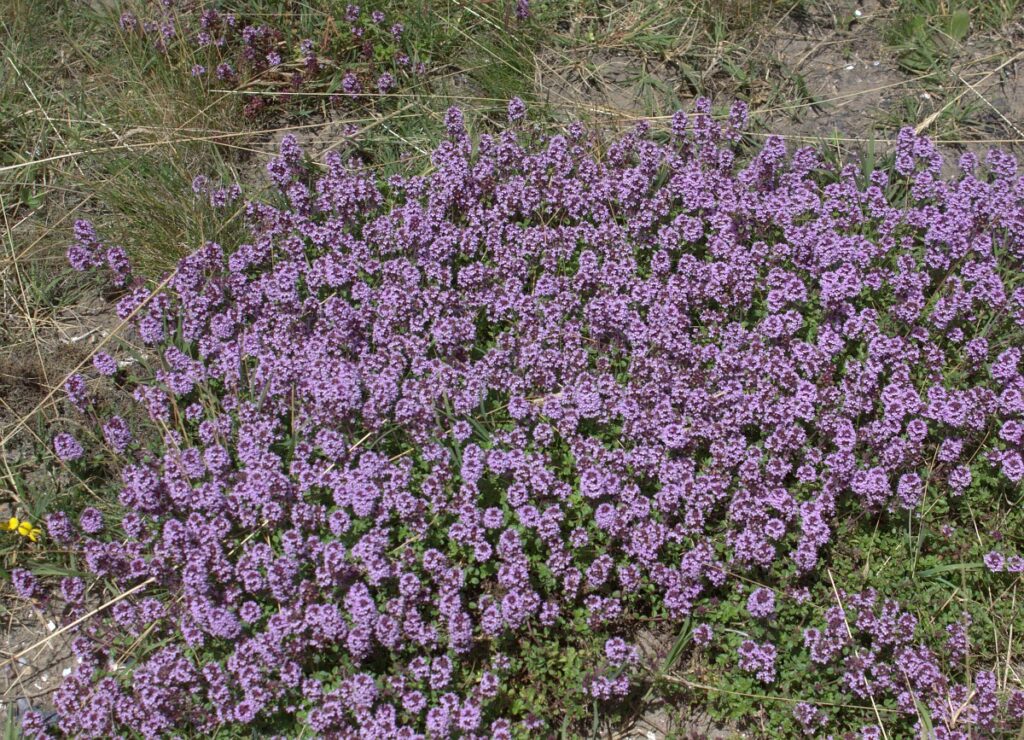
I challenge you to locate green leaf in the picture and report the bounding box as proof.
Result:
[947,10,970,41]
[910,685,936,735]
[659,618,693,676]
[3,701,18,740]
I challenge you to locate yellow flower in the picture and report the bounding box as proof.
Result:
[6,516,41,542]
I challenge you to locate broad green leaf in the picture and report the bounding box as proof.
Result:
[948,10,970,41]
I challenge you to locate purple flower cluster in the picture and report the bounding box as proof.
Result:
[66,220,132,287]
[983,549,1024,572]
[78,507,104,535]
[116,2,425,118]
[192,175,241,209]
[101,416,133,454]
[693,622,714,646]
[746,586,775,618]
[11,568,37,599]
[40,100,1024,736]
[92,351,118,376]
[52,432,84,462]
[738,639,777,683]
[793,702,827,735]
[805,589,1021,735]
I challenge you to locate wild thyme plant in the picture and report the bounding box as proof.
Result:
[22,100,1024,737]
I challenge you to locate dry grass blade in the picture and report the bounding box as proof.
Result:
[915,49,1024,135]
[0,109,419,176]
[657,674,903,714]
[955,70,1024,141]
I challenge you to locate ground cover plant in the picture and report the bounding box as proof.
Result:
[7,98,1024,737]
